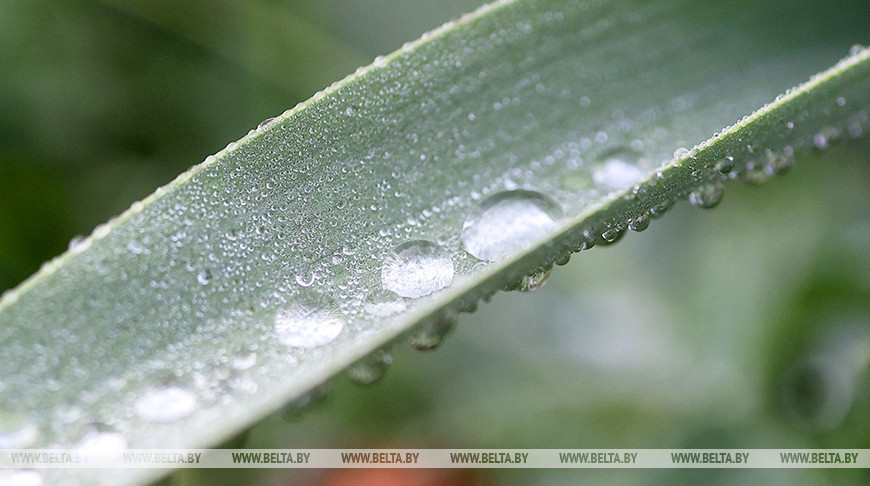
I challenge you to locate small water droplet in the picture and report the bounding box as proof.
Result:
[461,190,563,261]
[295,271,316,287]
[673,147,690,159]
[766,149,795,175]
[554,254,571,266]
[381,241,454,298]
[516,267,553,292]
[600,228,620,242]
[347,349,393,385]
[628,211,651,232]
[593,147,645,191]
[274,294,344,349]
[716,156,735,174]
[689,181,725,208]
[67,235,86,251]
[232,351,258,371]
[196,269,212,286]
[649,201,672,217]
[408,316,456,351]
[363,290,407,317]
[740,164,770,184]
[258,117,276,129]
[282,382,332,421]
[75,430,127,452]
[0,411,38,448]
[134,387,197,423]
[849,44,865,56]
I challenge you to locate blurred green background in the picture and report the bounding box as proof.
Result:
[1,1,868,485]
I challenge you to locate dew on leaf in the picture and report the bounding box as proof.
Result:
[381,240,454,298]
[461,190,563,261]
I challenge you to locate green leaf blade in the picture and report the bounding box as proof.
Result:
[1,1,868,484]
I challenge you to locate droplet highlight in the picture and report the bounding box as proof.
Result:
[461,190,563,261]
[381,241,454,298]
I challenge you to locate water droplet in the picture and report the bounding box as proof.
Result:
[461,190,563,261]
[740,164,770,184]
[516,267,553,292]
[380,241,454,298]
[628,211,651,232]
[67,235,86,251]
[232,351,258,371]
[282,382,332,421]
[295,271,316,287]
[134,387,197,423]
[849,44,865,56]
[274,297,344,349]
[649,200,673,217]
[673,147,690,159]
[75,430,127,452]
[716,156,735,174]
[592,148,645,191]
[196,269,211,286]
[766,149,795,175]
[600,228,620,242]
[363,290,407,317]
[347,349,393,385]
[408,316,456,351]
[813,132,828,149]
[554,254,571,266]
[0,470,42,486]
[258,117,275,129]
[0,411,38,448]
[689,181,725,208]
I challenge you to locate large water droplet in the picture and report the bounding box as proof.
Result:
[461,190,563,261]
[380,241,454,298]
[274,297,344,349]
[689,181,725,208]
[347,349,393,385]
[408,316,456,351]
[134,387,197,423]
[0,411,38,448]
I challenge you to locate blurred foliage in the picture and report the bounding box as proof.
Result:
[0,1,868,485]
